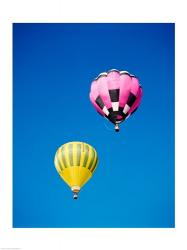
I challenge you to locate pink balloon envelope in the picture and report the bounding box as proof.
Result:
[89,69,143,132]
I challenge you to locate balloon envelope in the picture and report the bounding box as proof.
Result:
[54,141,98,199]
[89,69,143,131]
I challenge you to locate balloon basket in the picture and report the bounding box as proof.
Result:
[114,124,120,132]
[73,192,78,199]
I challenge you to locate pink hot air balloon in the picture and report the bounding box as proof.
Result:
[89,69,143,132]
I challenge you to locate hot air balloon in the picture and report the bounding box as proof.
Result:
[54,141,98,199]
[89,69,143,132]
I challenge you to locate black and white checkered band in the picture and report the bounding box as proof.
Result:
[95,89,137,124]
[107,107,128,124]
[108,89,120,113]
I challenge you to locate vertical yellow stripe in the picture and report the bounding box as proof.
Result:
[54,154,61,172]
[59,147,66,168]
[56,148,64,168]
[63,144,70,167]
[82,143,89,167]
[68,143,74,166]
[76,143,81,165]
[90,158,98,173]
[85,145,92,169]
[79,142,85,168]
[56,156,63,172]
[87,147,94,169]
[73,143,77,166]
[90,149,98,172]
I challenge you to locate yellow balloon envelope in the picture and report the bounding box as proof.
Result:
[54,141,98,199]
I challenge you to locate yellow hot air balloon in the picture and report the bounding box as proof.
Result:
[54,141,98,199]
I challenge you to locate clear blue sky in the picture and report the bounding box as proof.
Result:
[13,23,175,228]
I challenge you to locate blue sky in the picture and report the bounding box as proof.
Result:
[13,23,175,228]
